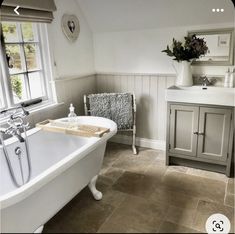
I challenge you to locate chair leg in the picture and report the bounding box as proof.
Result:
[132,126,137,155]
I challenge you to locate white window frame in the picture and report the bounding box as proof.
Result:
[0,22,54,112]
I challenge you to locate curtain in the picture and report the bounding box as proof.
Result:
[1,0,57,23]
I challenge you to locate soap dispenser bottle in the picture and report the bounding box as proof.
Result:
[224,68,230,88]
[68,103,77,122]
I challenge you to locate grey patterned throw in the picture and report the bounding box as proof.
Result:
[88,93,133,130]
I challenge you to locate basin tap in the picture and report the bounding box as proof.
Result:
[201,76,212,86]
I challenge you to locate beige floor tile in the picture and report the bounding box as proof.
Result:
[112,171,157,199]
[144,163,168,180]
[158,221,202,233]
[193,200,234,233]
[165,205,197,228]
[149,185,199,210]
[162,171,226,203]
[227,178,235,195]
[98,195,166,233]
[98,222,143,233]
[99,167,125,186]
[167,165,189,173]
[102,143,126,167]
[112,148,159,174]
[44,190,115,233]
[187,168,228,183]
[225,193,235,208]
[100,188,128,208]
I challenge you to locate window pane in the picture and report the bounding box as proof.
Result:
[2,22,20,42]
[10,74,28,103]
[29,72,44,98]
[24,44,40,70]
[5,44,24,74]
[21,23,36,42]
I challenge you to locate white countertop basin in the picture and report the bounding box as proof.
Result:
[166,86,235,107]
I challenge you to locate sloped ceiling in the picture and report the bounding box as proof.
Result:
[77,0,234,32]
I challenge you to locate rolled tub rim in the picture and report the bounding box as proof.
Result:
[0,116,117,209]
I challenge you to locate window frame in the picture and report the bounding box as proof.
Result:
[0,68,7,111]
[0,22,54,111]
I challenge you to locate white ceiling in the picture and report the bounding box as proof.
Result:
[77,0,234,33]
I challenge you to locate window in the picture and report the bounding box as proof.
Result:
[0,21,52,110]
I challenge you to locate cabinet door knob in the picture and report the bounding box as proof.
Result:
[198,132,205,135]
[193,132,198,135]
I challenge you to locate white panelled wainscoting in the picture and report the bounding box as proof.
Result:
[96,73,176,150]
[22,73,175,151]
[22,74,97,128]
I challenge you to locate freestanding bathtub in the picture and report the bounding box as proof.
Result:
[0,116,117,233]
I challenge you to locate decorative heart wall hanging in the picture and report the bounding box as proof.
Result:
[61,14,80,42]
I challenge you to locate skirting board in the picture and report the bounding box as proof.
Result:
[110,134,166,151]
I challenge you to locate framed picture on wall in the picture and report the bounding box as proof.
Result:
[61,14,80,42]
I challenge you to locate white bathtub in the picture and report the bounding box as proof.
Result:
[0,116,117,233]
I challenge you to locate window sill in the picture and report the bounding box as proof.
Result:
[0,101,64,125]
[27,101,64,114]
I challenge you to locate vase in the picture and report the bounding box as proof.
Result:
[172,61,193,86]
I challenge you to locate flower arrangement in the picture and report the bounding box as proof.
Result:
[162,34,208,62]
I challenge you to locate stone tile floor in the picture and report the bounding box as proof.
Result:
[44,143,234,233]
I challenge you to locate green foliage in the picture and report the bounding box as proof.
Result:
[162,34,208,62]
[2,22,34,42]
[2,22,17,42]
[11,76,22,99]
[21,23,34,41]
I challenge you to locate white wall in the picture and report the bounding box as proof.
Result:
[94,23,234,76]
[47,0,95,79]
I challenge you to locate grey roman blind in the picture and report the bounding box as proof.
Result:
[1,0,57,23]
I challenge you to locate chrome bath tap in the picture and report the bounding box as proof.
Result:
[0,126,25,142]
[0,105,32,187]
[0,105,30,143]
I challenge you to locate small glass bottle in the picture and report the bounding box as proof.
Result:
[68,103,77,122]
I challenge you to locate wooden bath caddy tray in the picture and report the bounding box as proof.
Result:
[36,120,110,138]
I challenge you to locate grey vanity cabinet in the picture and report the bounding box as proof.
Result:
[167,103,233,176]
[197,107,231,162]
[169,105,199,157]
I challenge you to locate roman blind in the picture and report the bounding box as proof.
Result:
[1,0,57,23]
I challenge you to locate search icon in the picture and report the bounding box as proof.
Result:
[206,214,230,233]
[215,223,221,230]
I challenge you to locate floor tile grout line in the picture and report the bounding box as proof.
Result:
[224,179,228,205]
[190,199,201,232]
[192,198,200,229]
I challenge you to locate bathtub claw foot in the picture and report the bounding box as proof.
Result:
[88,175,103,201]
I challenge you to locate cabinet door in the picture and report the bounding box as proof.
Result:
[197,107,231,162]
[169,105,199,156]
